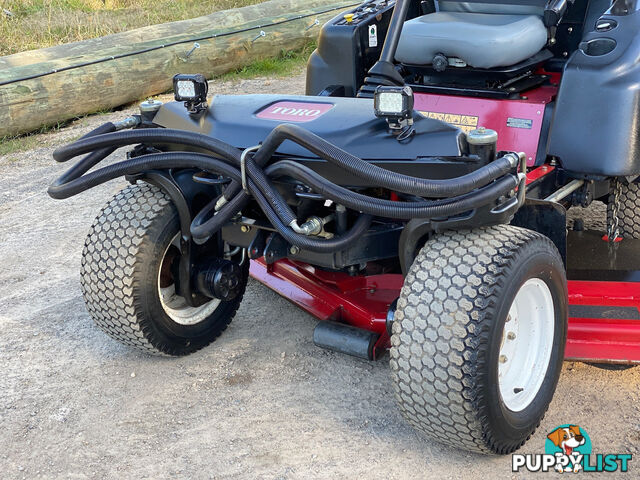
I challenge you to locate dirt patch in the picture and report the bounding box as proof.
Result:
[1,71,639,479]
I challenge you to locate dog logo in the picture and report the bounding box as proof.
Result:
[512,423,632,473]
[546,425,588,472]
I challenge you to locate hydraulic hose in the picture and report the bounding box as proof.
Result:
[48,122,118,197]
[48,147,116,198]
[250,185,373,253]
[79,122,117,140]
[53,129,241,164]
[52,127,299,226]
[250,123,516,198]
[265,160,518,220]
[49,152,242,200]
[50,124,520,253]
[48,150,373,252]
[191,192,249,242]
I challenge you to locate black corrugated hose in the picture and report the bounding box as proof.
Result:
[50,124,518,251]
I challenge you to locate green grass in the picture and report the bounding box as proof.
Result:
[0,135,40,157]
[219,41,315,80]
[0,0,266,56]
[0,121,68,156]
[0,116,89,157]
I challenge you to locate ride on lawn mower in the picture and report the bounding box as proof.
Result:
[48,0,640,454]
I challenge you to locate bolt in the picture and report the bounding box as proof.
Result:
[568,27,573,33]
[506,314,512,322]
[289,246,300,255]
[240,225,250,233]
[251,30,266,43]
[499,355,508,363]
[305,18,320,31]
[185,42,200,58]
[507,332,516,340]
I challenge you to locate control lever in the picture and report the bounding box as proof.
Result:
[544,0,571,27]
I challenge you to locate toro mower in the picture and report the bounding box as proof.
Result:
[49,0,640,454]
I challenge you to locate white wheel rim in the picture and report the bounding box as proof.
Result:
[498,278,555,412]
[157,234,221,326]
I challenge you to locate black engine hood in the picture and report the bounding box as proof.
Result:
[153,94,465,160]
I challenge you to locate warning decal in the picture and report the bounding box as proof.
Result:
[419,111,479,133]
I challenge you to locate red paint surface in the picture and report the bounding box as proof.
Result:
[566,281,640,363]
[414,87,556,166]
[250,259,401,357]
[251,260,640,363]
[526,164,555,185]
[256,101,334,122]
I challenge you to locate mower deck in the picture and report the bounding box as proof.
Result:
[250,229,640,365]
[250,258,399,359]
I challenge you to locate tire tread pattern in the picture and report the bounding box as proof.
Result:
[80,183,243,356]
[390,225,557,454]
[607,182,640,239]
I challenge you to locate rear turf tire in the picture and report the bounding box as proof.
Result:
[80,183,249,356]
[607,181,640,239]
[390,225,567,454]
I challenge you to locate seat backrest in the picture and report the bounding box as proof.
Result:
[437,0,547,16]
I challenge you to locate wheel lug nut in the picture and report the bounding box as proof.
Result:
[507,332,516,340]
[506,315,511,322]
[499,355,508,363]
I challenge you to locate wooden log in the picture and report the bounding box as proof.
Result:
[0,0,356,138]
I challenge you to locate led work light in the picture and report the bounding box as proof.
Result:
[373,85,415,137]
[374,85,414,120]
[173,74,209,113]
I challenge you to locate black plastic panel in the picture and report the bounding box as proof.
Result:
[153,94,465,161]
[548,7,640,176]
[305,1,396,97]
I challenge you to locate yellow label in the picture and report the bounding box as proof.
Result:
[419,111,479,133]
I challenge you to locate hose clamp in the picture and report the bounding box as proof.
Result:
[240,145,261,193]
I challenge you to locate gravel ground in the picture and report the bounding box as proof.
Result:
[1,71,639,479]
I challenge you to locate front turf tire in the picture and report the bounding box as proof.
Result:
[80,183,249,356]
[390,225,567,454]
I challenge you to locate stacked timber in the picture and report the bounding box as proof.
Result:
[0,0,357,138]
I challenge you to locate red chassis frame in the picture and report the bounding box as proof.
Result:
[249,86,640,364]
[250,258,640,364]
